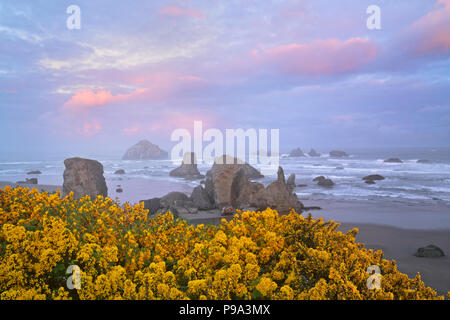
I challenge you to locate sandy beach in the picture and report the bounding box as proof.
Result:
[0,181,61,193]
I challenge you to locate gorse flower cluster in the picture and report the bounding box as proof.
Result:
[0,186,446,300]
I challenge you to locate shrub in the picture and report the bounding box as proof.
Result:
[0,186,445,300]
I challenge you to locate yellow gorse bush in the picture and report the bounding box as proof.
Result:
[0,186,445,300]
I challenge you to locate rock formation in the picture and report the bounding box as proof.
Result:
[122,140,168,160]
[230,167,303,213]
[207,155,263,180]
[384,158,403,163]
[289,148,305,157]
[415,245,445,258]
[63,157,108,200]
[169,152,204,179]
[362,174,385,184]
[27,170,41,175]
[329,150,349,158]
[190,185,215,210]
[18,178,38,184]
[114,169,126,175]
[308,149,321,157]
[286,173,296,193]
[313,176,335,187]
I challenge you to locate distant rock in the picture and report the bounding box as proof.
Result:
[19,178,38,184]
[308,149,321,157]
[415,245,445,258]
[63,157,108,200]
[190,185,214,210]
[27,170,41,175]
[286,173,296,193]
[318,178,334,187]
[363,174,385,181]
[384,158,403,163]
[122,140,168,160]
[169,152,204,179]
[313,176,334,187]
[116,188,123,193]
[417,159,432,164]
[365,180,376,185]
[289,148,305,157]
[114,169,126,175]
[329,150,349,158]
[297,184,308,188]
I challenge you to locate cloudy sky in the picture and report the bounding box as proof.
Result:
[0,0,449,159]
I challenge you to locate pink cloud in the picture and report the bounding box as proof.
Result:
[63,73,208,109]
[410,0,450,55]
[159,5,205,19]
[64,88,148,109]
[250,38,377,76]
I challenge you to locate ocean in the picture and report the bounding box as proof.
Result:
[1,147,450,206]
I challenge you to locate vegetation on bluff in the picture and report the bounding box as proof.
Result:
[0,186,446,300]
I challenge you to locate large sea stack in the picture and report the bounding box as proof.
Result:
[63,157,108,199]
[122,140,168,160]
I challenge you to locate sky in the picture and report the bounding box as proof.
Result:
[0,0,449,160]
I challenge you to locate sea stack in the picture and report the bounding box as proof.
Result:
[122,140,168,160]
[308,149,321,157]
[169,152,204,179]
[63,157,108,200]
[329,150,349,158]
[289,148,305,157]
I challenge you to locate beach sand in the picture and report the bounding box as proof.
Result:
[0,181,61,193]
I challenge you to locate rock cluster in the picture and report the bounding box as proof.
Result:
[142,158,302,216]
[313,176,335,187]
